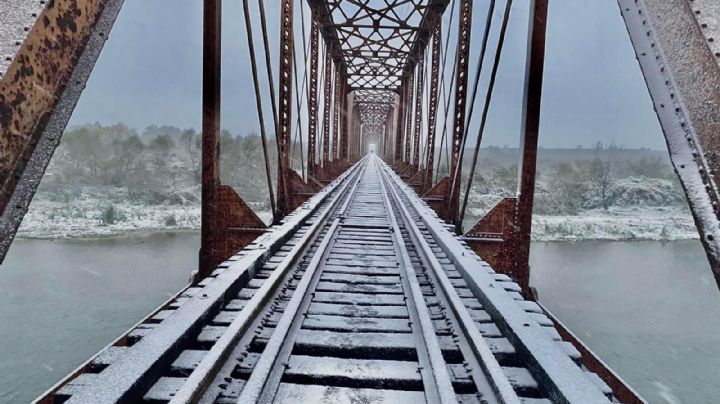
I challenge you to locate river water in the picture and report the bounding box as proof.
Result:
[0,234,718,403]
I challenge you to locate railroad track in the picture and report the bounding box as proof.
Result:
[42,155,615,404]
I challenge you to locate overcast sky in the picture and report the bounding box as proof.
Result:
[68,0,665,150]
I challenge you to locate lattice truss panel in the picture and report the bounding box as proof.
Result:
[326,0,430,90]
[354,89,395,125]
[363,124,384,139]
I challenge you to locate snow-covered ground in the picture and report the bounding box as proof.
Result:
[17,188,697,241]
[16,188,272,239]
[530,207,697,241]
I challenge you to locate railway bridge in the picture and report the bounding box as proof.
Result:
[2,0,720,403]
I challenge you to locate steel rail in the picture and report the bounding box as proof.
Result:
[379,157,611,403]
[237,218,342,402]
[378,156,520,404]
[378,160,459,404]
[236,159,365,402]
[167,158,368,403]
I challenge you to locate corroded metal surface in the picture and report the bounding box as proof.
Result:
[514,0,548,296]
[307,17,319,177]
[321,51,333,166]
[412,55,425,167]
[0,0,124,263]
[424,27,441,191]
[447,0,473,223]
[276,0,295,216]
[208,186,267,270]
[404,69,415,162]
[199,0,222,278]
[0,1,46,77]
[618,0,720,287]
[464,197,517,276]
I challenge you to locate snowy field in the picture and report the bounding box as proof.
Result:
[16,188,273,239]
[17,189,696,242]
[530,207,697,241]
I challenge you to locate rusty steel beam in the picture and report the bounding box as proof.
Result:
[0,0,125,263]
[618,0,720,288]
[353,106,361,161]
[425,28,442,191]
[446,0,473,224]
[199,0,266,278]
[276,0,294,216]
[403,0,451,76]
[321,53,333,167]
[513,0,548,296]
[304,0,348,72]
[413,55,426,167]
[384,108,393,160]
[394,83,407,163]
[199,0,222,277]
[333,66,341,161]
[340,82,349,161]
[404,70,415,163]
[307,16,320,178]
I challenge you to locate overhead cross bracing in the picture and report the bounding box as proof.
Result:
[310,0,440,91]
[354,89,395,126]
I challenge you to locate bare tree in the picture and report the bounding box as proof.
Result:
[588,158,614,210]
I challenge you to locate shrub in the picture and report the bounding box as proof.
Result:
[99,204,124,225]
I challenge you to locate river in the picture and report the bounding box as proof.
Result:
[0,234,717,403]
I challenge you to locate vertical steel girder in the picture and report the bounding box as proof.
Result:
[425,28,442,191]
[385,108,395,160]
[413,56,426,167]
[514,0,548,296]
[619,0,720,289]
[199,0,223,276]
[322,54,333,166]
[333,67,342,161]
[0,0,124,263]
[340,83,349,161]
[307,17,320,178]
[199,0,266,278]
[394,83,407,163]
[447,0,474,223]
[352,104,357,161]
[404,70,416,163]
[276,0,294,216]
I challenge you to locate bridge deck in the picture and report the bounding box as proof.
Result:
[40,156,613,404]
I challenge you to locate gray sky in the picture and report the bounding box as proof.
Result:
[69,0,665,150]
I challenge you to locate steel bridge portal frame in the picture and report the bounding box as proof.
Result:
[1,0,720,302]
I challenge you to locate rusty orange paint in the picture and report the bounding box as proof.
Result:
[0,0,107,213]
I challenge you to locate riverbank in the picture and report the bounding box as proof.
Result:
[530,206,697,241]
[18,196,697,241]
